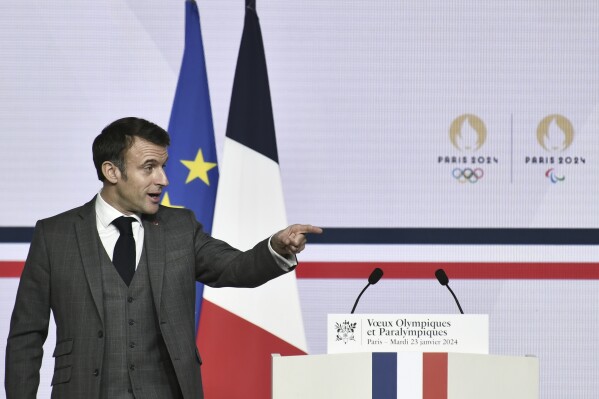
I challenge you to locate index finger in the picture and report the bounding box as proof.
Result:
[291,224,323,235]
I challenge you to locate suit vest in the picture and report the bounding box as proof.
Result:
[99,244,182,399]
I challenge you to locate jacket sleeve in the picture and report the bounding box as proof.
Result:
[187,212,287,288]
[5,220,51,399]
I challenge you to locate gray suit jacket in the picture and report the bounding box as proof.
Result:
[5,197,286,399]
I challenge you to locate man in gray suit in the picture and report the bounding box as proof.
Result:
[5,117,322,398]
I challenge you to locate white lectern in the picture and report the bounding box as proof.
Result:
[272,351,538,399]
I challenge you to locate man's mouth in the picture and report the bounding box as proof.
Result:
[148,193,161,202]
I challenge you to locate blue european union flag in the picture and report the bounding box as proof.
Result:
[163,0,218,331]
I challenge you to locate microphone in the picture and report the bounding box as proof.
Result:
[435,269,464,314]
[351,268,383,314]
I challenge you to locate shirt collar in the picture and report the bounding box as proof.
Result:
[95,190,142,228]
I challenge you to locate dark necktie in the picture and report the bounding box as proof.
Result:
[112,216,136,286]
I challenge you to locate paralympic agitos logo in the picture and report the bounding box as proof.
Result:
[524,114,587,183]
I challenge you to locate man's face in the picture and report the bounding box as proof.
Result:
[111,136,169,215]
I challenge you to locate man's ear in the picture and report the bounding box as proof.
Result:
[102,161,120,184]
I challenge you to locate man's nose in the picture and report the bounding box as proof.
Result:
[156,168,169,187]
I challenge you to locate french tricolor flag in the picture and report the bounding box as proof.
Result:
[196,1,307,397]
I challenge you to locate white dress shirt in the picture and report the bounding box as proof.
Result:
[96,192,144,268]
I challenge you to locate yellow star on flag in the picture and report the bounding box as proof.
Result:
[161,192,184,208]
[180,148,217,185]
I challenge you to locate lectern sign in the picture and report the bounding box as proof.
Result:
[327,314,488,354]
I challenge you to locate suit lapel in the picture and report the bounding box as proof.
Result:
[76,198,105,324]
[143,214,165,321]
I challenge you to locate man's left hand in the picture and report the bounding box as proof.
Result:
[271,224,323,256]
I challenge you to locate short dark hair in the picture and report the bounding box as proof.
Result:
[92,117,171,181]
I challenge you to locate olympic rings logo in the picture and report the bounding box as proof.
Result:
[452,168,484,183]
